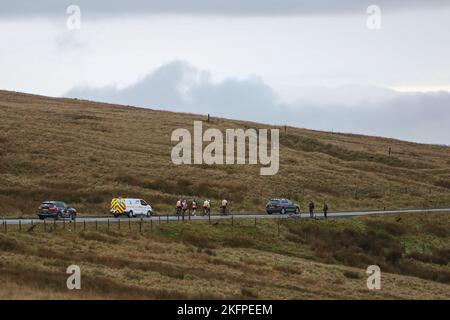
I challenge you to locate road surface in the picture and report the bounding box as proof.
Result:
[2,208,450,225]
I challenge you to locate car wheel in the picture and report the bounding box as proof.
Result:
[295,207,300,214]
[56,211,62,220]
[127,211,133,218]
[147,211,152,217]
[267,211,272,215]
[281,208,286,214]
[38,215,45,220]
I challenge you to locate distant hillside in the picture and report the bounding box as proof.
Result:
[1,90,449,217]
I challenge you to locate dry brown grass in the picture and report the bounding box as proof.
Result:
[0,213,449,300]
[1,90,450,217]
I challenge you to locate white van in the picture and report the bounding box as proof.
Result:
[110,198,153,218]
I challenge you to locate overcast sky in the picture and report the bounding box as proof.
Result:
[1,1,450,144]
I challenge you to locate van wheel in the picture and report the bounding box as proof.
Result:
[127,211,133,218]
[147,211,152,217]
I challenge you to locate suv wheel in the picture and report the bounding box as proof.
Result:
[281,208,286,215]
[295,207,300,214]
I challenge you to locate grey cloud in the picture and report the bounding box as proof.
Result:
[66,61,283,122]
[295,93,450,145]
[1,0,449,17]
[65,61,450,145]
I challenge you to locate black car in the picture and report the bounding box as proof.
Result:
[266,198,300,215]
[36,201,77,220]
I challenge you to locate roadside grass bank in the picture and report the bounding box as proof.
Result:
[0,213,448,299]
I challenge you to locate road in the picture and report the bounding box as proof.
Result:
[2,208,450,225]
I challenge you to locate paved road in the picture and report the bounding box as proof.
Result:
[2,208,450,225]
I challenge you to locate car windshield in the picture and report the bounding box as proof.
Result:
[55,202,67,208]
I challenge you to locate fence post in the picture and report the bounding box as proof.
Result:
[118,219,121,230]
[44,219,47,232]
[129,219,131,230]
[208,214,211,225]
[159,216,161,224]
[74,218,77,232]
[54,219,56,230]
[107,219,110,231]
[232,215,234,227]
[140,218,142,233]
[150,219,153,233]
[96,220,98,231]
[63,219,65,230]
[167,215,169,223]
[254,217,257,228]
[19,220,21,232]
[83,220,86,231]
[277,218,280,237]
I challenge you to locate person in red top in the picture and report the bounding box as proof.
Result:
[191,199,198,216]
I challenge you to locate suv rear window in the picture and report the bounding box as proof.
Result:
[41,202,55,207]
[268,200,280,205]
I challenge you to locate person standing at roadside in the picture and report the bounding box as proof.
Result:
[308,200,315,218]
[323,201,329,219]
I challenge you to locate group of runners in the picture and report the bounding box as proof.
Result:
[175,198,229,216]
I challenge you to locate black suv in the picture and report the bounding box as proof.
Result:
[36,201,77,220]
[266,199,300,215]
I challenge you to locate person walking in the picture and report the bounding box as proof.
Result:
[323,201,329,219]
[308,200,315,218]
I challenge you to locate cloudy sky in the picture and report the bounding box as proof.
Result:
[1,1,450,144]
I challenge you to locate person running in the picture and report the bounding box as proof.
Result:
[308,200,315,218]
[191,199,198,216]
[220,199,228,215]
[323,201,329,219]
[202,199,211,216]
[176,199,182,215]
[181,199,188,216]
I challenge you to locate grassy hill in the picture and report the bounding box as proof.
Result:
[1,90,450,217]
[0,212,449,299]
